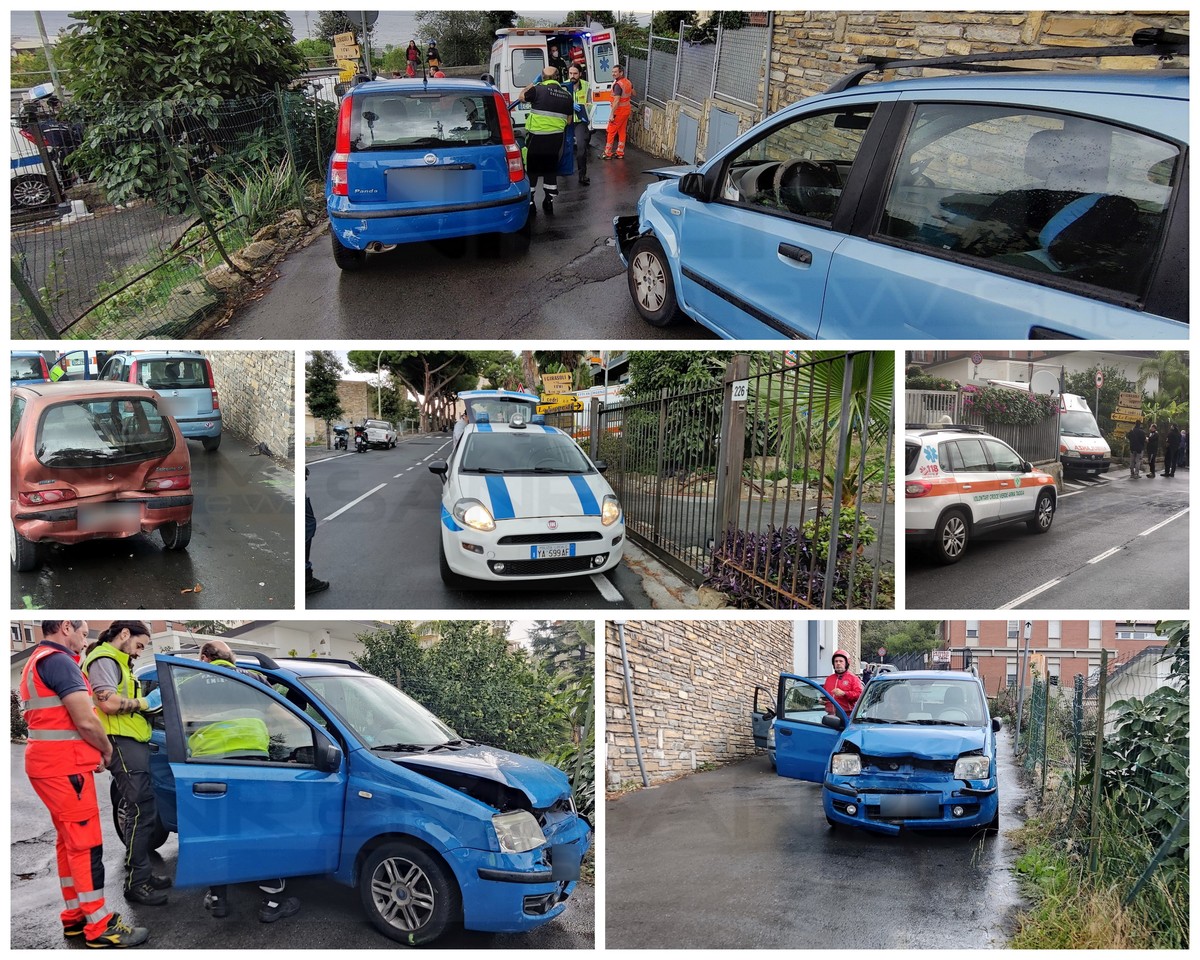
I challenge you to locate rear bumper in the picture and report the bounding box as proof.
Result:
[175,416,222,440]
[13,495,193,544]
[328,189,530,247]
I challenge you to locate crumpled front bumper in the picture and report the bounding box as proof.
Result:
[823,773,997,835]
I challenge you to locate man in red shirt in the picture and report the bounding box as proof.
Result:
[823,649,864,716]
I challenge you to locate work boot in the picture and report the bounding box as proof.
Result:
[602,152,612,160]
[124,882,168,907]
[258,896,301,923]
[85,913,149,949]
[204,888,228,919]
[305,569,330,595]
[63,917,87,938]
[579,176,590,185]
[542,193,555,213]
[148,875,172,890]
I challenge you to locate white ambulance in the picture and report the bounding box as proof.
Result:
[986,379,1112,477]
[488,24,617,135]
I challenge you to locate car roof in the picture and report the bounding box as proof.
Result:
[874,670,982,683]
[905,425,995,440]
[825,70,1188,101]
[352,78,496,94]
[460,389,541,401]
[121,351,207,361]
[13,380,158,400]
[465,420,561,436]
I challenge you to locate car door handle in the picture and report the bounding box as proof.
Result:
[778,243,813,265]
[1000,481,1011,487]
[960,484,972,490]
[192,782,227,796]
[779,728,792,736]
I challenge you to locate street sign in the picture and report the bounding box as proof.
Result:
[337,61,359,81]
[731,379,749,402]
[333,31,356,46]
[333,44,361,60]
[1112,423,1132,437]
[541,373,573,391]
[342,12,379,29]
[1095,369,1104,389]
[931,649,951,663]
[971,352,983,365]
[1118,392,1142,408]
[537,399,583,414]
[538,393,582,407]
[877,646,886,658]
[1111,411,1143,423]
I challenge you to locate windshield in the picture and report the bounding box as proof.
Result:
[460,431,594,474]
[300,674,458,750]
[1060,410,1102,438]
[350,91,501,150]
[464,395,540,422]
[36,398,174,467]
[855,678,986,726]
[138,357,210,390]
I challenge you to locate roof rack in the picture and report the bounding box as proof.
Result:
[827,27,1188,93]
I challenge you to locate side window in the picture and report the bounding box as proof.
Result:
[591,41,615,84]
[779,678,829,724]
[171,666,317,766]
[938,440,962,473]
[953,437,991,471]
[512,49,545,88]
[11,396,26,439]
[718,107,877,223]
[879,103,1180,301]
[984,438,1024,472]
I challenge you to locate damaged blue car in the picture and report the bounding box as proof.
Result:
[771,670,1000,835]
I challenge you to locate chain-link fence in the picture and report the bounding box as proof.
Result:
[11,86,336,339]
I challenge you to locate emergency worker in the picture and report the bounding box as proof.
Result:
[22,619,150,948]
[566,64,592,185]
[823,649,864,715]
[603,64,634,159]
[520,66,574,212]
[82,620,170,907]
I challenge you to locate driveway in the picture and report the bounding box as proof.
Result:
[606,729,1028,949]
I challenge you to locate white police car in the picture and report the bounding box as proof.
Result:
[429,402,624,586]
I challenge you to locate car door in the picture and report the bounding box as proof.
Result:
[670,99,896,338]
[773,673,847,783]
[982,437,1036,523]
[48,349,93,382]
[156,655,347,886]
[940,437,1001,526]
[751,685,775,750]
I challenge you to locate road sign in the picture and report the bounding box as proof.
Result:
[971,352,983,365]
[337,61,358,81]
[1095,369,1104,389]
[1111,411,1143,423]
[333,31,356,46]
[537,399,583,414]
[343,11,379,29]
[1118,392,1142,408]
[877,646,887,658]
[932,649,951,663]
[333,43,361,61]
[541,373,573,391]
[538,393,582,408]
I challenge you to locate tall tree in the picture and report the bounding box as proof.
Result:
[313,11,375,46]
[565,11,617,27]
[306,350,345,448]
[1138,351,1189,404]
[528,620,593,683]
[651,11,698,35]
[416,11,514,67]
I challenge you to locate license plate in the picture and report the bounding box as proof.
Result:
[157,397,194,417]
[531,544,573,560]
[878,793,940,819]
[1086,468,1097,474]
[386,168,483,202]
[550,843,582,881]
[77,503,141,533]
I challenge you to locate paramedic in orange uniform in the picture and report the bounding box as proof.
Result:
[604,64,634,159]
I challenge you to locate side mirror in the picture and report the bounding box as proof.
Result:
[821,713,845,731]
[992,717,1003,732]
[1023,461,1034,473]
[762,708,776,723]
[678,171,706,200]
[593,460,608,474]
[315,738,343,774]
[428,460,448,480]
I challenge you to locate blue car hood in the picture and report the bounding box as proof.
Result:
[842,724,987,759]
[398,745,570,809]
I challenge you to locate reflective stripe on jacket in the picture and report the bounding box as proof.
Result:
[21,644,103,777]
[82,641,151,742]
[525,80,572,134]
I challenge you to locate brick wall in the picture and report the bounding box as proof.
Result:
[305,380,374,442]
[198,350,294,461]
[605,619,793,788]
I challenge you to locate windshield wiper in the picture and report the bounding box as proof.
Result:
[532,466,584,473]
[426,739,469,752]
[373,742,435,752]
[855,716,890,723]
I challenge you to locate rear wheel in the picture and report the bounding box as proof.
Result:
[331,230,366,271]
[11,520,39,572]
[627,235,681,327]
[159,521,192,551]
[359,841,459,946]
[201,434,221,453]
[932,509,969,564]
[12,174,52,208]
[1026,490,1054,534]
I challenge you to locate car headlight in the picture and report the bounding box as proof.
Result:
[453,498,495,532]
[831,753,861,776]
[601,494,622,526]
[954,755,990,780]
[492,810,546,853]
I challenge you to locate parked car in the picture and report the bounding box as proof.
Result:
[768,670,1001,835]
[429,400,624,586]
[10,350,50,384]
[120,652,590,945]
[98,351,222,452]
[326,78,531,271]
[615,31,1188,340]
[905,423,1057,564]
[10,117,52,208]
[10,381,193,571]
[362,418,397,449]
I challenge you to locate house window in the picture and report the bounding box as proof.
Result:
[1048,620,1061,649]
[966,620,979,638]
[1089,620,1102,639]
[1007,673,1017,687]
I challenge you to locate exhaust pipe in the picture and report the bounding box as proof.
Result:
[366,242,397,253]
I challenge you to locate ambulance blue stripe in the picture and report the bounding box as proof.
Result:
[441,505,462,531]
[569,475,601,515]
[485,476,516,519]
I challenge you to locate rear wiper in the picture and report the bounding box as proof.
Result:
[41,448,113,464]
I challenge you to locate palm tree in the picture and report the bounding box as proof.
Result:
[1138,351,1189,404]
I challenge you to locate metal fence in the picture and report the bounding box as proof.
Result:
[11,85,336,339]
[592,352,894,610]
[906,388,1062,464]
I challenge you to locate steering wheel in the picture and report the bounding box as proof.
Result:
[773,159,840,216]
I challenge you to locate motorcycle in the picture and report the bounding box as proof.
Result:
[333,425,348,450]
[354,425,368,453]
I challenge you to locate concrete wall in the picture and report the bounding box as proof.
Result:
[198,350,294,462]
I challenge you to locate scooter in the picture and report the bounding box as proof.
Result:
[354,425,369,453]
[333,425,348,450]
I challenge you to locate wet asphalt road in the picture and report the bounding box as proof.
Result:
[11,434,295,610]
[906,469,1190,610]
[304,435,656,610]
[606,728,1028,949]
[212,144,718,341]
[9,744,594,950]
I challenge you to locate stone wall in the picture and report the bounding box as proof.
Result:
[605,618,794,788]
[198,350,294,462]
[305,379,374,442]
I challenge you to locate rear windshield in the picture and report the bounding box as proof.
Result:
[460,431,594,474]
[365,420,390,429]
[11,355,46,381]
[138,358,211,390]
[350,91,501,150]
[36,398,175,467]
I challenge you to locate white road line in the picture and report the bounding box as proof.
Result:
[1058,488,1087,499]
[1000,578,1063,609]
[590,573,624,602]
[1140,507,1189,537]
[308,452,356,465]
[318,483,388,526]
[1088,546,1122,564]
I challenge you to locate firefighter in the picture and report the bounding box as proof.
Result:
[603,63,635,159]
[519,67,574,212]
[20,620,150,948]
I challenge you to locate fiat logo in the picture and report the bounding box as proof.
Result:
[547,520,558,530]
[423,153,437,165]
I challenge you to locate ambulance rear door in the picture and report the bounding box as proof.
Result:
[585,30,616,130]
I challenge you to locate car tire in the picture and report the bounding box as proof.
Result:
[359,840,459,946]
[438,538,473,589]
[12,174,52,208]
[111,780,170,850]
[825,814,837,829]
[932,509,969,564]
[627,235,682,327]
[1026,491,1054,534]
[159,521,192,551]
[331,230,366,271]
[201,434,221,453]
[11,520,39,572]
[984,803,1000,833]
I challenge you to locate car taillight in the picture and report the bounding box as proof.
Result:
[331,96,354,196]
[203,359,220,407]
[128,359,138,383]
[18,489,77,505]
[19,128,35,143]
[146,475,190,491]
[494,93,524,182]
[905,481,932,497]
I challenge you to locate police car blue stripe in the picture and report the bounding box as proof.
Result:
[541,425,560,433]
[441,505,462,531]
[568,475,601,516]
[485,475,516,519]
[11,155,42,171]
[476,422,493,432]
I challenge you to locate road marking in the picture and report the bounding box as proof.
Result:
[308,452,356,465]
[1140,507,1189,537]
[1088,546,1122,564]
[318,483,388,526]
[1000,578,1063,609]
[590,573,623,602]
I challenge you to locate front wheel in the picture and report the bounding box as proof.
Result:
[932,509,969,564]
[627,235,682,327]
[359,841,459,946]
[1026,491,1054,534]
[159,521,192,551]
[331,230,366,271]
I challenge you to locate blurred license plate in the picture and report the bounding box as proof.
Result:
[879,794,940,819]
[532,544,573,560]
[77,503,141,533]
[157,398,193,417]
[550,843,582,881]
[387,168,483,202]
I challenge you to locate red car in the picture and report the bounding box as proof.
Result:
[11,381,193,571]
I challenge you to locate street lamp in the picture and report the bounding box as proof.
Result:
[1014,620,1033,752]
[376,350,384,419]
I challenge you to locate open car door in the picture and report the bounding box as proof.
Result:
[751,685,775,749]
[773,673,847,783]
